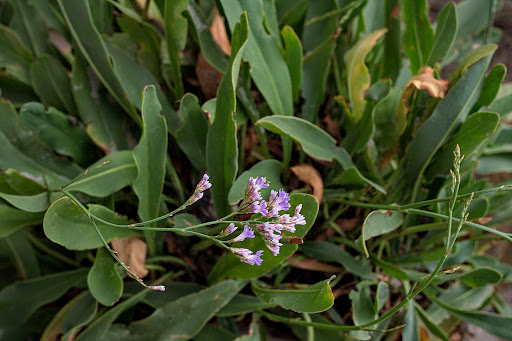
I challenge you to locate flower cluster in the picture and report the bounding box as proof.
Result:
[223,177,307,266]
[184,174,212,206]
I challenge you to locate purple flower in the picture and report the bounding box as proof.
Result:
[230,248,264,265]
[148,285,166,291]
[238,177,270,214]
[278,204,306,232]
[255,222,284,256]
[229,225,255,243]
[185,174,212,205]
[265,189,291,217]
[221,223,238,236]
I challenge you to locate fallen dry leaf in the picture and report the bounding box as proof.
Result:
[289,256,342,273]
[406,66,450,98]
[290,164,324,203]
[322,114,341,142]
[112,237,149,278]
[210,8,231,56]
[195,52,222,99]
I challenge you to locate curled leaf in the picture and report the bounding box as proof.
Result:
[290,164,323,203]
[406,66,450,98]
[111,237,149,278]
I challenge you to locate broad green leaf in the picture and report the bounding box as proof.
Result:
[0,24,33,83]
[251,277,334,313]
[20,102,93,166]
[133,86,168,226]
[0,268,88,329]
[433,267,502,287]
[0,204,44,237]
[216,294,276,317]
[71,56,130,154]
[76,288,149,341]
[379,0,401,81]
[209,194,318,282]
[206,13,248,217]
[228,160,284,205]
[1,168,46,195]
[281,26,302,103]
[402,300,420,341]
[29,54,77,114]
[344,29,387,122]
[489,83,512,117]
[43,197,140,250]
[300,241,376,280]
[184,1,229,73]
[138,282,202,309]
[0,98,82,189]
[427,2,457,65]
[0,191,50,212]
[88,248,123,306]
[41,291,97,341]
[360,210,403,257]
[301,36,336,122]
[104,280,246,341]
[163,0,187,98]
[57,0,138,123]
[373,87,404,154]
[349,282,376,325]
[106,43,181,135]
[471,63,506,111]
[477,154,512,174]
[402,0,434,73]
[2,229,40,279]
[64,151,137,197]
[448,44,497,84]
[256,115,385,193]
[425,112,499,179]
[426,289,512,339]
[175,93,208,170]
[89,0,114,35]
[0,74,38,104]
[8,0,49,56]
[374,281,389,313]
[220,0,293,118]
[415,303,450,341]
[405,53,493,189]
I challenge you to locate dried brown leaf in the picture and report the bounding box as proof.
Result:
[210,8,231,56]
[289,256,342,273]
[290,164,324,203]
[195,52,222,99]
[322,114,341,142]
[112,237,149,278]
[406,66,450,98]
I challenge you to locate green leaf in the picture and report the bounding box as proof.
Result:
[373,87,404,154]
[415,302,450,341]
[20,102,93,166]
[425,111,499,179]
[1,168,46,195]
[251,277,334,313]
[41,291,97,341]
[405,53,493,188]
[175,93,208,170]
[433,267,502,287]
[88,248,123,306]
[0,98,82,188]
[0,191,50,212]
[349,282,376,325]
[0,24,34,83]
[206,13,248,217]
[427,2,457,65]
[57,0,138,123]
[43,197,140,250]
[0,204,44,237]
[0,268,88,329]
[106,42,181,135]
[2,229,40,279]
[344,29,387,122]
[75,288,148,341]
[8,0,49,56]
[71,56,130,154]
[209,194,318,282]
[448,44,497,84]
[133,86,168,225]
[256,115,385,193]
[163,0,187,98]
[402,300,420,341]
[29,54,77,114]
[220,0,293,117]
[64,151,137,197]
[216,294,276,317]
[471,63,506,111]
[0,74,38,104]
[228,160,284,205]
[359,210,403,257]
[402,0,434,73]
[425,289,512,339]
[281,26,302,103]
[104,280,246,341]
[300,241,376,280]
